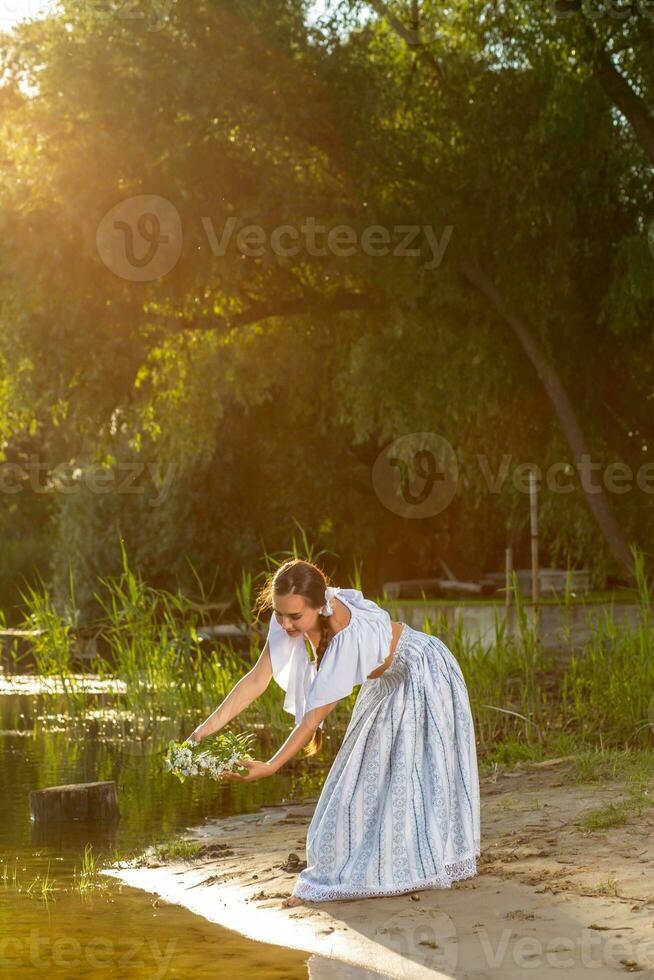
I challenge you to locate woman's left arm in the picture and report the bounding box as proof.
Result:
[224,701,338,782]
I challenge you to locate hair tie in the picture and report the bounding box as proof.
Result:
[320,586,335,616]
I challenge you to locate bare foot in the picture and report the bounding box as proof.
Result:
[281,895,304,908]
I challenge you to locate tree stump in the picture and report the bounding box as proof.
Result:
[29,780,120,823]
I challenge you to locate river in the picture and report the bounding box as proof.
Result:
[0,678,379,979]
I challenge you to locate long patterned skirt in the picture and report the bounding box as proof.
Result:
[292,623,481,901]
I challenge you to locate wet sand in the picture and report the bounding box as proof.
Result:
[102,762,654,978]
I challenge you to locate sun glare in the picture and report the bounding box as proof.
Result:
[0,0,59,31]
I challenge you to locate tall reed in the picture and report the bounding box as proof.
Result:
[17,564,86,712]
[561,547,654,746]
[92,538,205,722]
[8,537,653,761]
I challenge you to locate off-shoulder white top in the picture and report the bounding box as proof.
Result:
[265,586,393,726]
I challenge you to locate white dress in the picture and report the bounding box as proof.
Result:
[266,586,481,901]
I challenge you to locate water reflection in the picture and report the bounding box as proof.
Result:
[0,674,127,694]
[0,683,340,979]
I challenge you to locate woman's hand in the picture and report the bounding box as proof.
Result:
[223,759,275,782]
[185,725,206,744]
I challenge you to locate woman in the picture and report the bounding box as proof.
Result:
[187,558,481,906]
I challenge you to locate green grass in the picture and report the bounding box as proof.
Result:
[7,538,654,767]
[17,564,86,714]
[1,857,20,887]
[1,857,59,901]
[71,843,110,894]
[575,787,650,832]
[25,859,57,900]
[446,549,654,756]
[593,876,620,896]
[570,747,654,786]
[150,837,203,862]
[478,733,575,773]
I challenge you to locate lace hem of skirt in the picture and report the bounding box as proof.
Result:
[292,848,480,902]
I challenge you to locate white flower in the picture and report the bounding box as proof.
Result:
[164,733,253,783]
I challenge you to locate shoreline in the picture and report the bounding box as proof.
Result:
[102,764,654,978]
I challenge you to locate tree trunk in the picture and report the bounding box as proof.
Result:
[460,259,636,579]
[594,50,654,167]
[365,3,640,576]
[29,780,120,823]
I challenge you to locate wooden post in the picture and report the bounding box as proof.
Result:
[29,781,120,823]
[505,542,514,643]
[529,469,540,632]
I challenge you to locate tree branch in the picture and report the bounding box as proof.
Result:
[169,289,385,333]
[365,0,449,90]
[594,49,654,167]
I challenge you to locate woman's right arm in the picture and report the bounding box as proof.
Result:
[186,642,273,742]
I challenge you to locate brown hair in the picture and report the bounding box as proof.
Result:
[254,558,334,755]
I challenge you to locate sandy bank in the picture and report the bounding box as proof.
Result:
[102,762,654,978]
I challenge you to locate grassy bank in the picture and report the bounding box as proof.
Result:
[1,543,652,766]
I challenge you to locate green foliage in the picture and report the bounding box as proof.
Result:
[164,730,255,782]
[11,540,654,765]
[452,552,654,755]
[149,838,204,862]
[0,0,652,609]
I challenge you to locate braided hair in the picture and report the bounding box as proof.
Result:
[254,558,334,755]
[315,612,334,671]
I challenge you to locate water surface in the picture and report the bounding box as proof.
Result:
[0,681,348,979]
